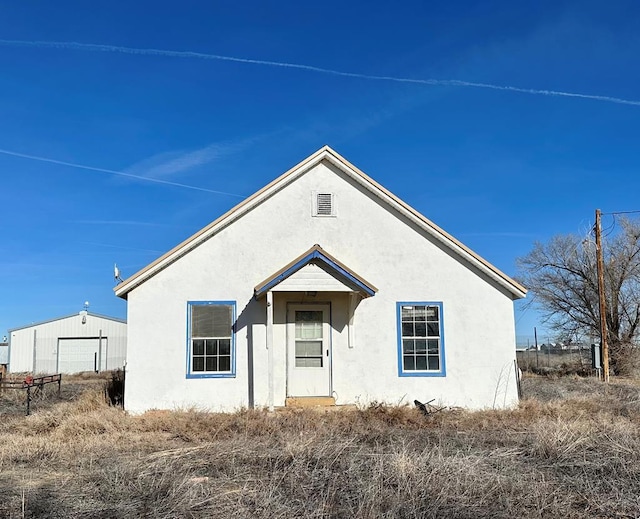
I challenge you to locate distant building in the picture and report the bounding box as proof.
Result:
[7,312,126,374]
[0,341,8,366]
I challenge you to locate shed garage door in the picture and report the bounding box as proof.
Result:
[58,338,107,373]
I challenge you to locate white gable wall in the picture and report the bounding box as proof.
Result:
[124,159,519,412]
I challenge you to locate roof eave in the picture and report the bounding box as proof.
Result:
[254,244,378,298]
[319,150,528,300]
[114,147,334,299]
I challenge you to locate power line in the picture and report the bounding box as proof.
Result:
[515,294,537,324]
[602,210,640,215]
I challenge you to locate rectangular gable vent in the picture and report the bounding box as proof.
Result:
[313,192,336,217]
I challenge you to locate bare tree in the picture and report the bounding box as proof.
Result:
[517,217,640,374]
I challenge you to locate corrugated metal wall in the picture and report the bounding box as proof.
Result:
[8,313,127,373]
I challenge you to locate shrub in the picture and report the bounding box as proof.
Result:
[104,369,125,408]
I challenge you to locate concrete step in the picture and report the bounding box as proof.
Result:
[285,396,336,408]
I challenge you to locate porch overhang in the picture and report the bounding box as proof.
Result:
[254,244,378,299]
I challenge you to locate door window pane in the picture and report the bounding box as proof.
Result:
[296,357,323,368]
[295,311,323,340]
[296,341,323,357]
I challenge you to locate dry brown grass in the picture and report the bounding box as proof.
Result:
[1,373,640,518]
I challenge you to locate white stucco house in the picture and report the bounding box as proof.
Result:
[115,146,526,413]
[7,312,127,374]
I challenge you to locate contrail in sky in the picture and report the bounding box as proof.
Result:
[0,148,246,197]
[1,39,639,107]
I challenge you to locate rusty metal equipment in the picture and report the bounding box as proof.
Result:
[0,373,62,415]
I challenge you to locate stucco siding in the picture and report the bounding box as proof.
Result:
[123,159,520,412]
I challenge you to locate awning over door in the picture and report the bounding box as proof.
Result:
[254,244,377,298]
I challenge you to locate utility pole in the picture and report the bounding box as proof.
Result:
[595,209,610,382]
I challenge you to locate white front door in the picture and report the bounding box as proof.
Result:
[287,304,331,397]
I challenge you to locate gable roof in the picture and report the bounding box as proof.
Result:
[114,146,527,300]
[8,312,126,332]
[254,244,378,298]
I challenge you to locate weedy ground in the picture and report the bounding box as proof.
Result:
[1,373,639,518]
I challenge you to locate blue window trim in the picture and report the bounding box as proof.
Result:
[186,300,237,379]
[396,301,446,377]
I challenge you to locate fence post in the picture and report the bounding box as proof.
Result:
[26,385,31,416]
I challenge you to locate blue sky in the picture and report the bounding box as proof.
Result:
[1,1,639,344]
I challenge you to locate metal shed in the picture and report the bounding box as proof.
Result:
[0,342,8,365]
[7,312,127,374]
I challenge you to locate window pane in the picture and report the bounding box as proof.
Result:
[296,357,322,368]
[415,355,427,370]
[415,322,427,337]
[296,310,322,322]
[402,322,414,336]
[413,306,426,321]
[296,341,322,357]
[192,305,232,337]
[427,322,439,337]
[219,339,231,356]
[426,306,439,321]
[403,339,415,354]
[193,339,205,356]
[192,357,204,372]
[219,356,231,372]
[295,312,323,340]
[401,306,414,321]
[415,339,427,354]
[205,339,217,356]
[428,339,439,354]
[428,356,440,371]
[297,322,322,340]
[205,357,217,371]
[404,355,415,370]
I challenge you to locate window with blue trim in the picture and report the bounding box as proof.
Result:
[397,303,445,376]
[188,302,235,377]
